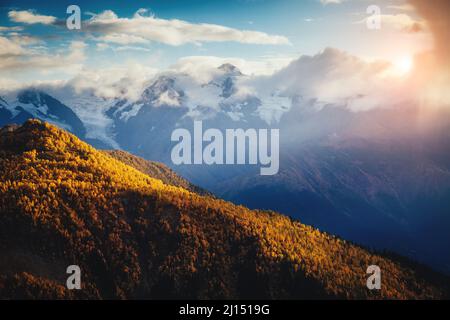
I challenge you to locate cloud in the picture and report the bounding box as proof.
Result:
[251,48,411,112]
[0,36,25,57]
[0,40,86,72]
[8,10,56,25]
[356,13,425,33]
[86,9,290,46]
[163,49,413,121]
[380,14,425,33]
[172,55,294,80]
[63,62,159,101]
[8,34,42,46]
[113,45,153,52]
[0,60,158,108]
[319,0,346,5]
[0,26,24,32]
[387,4,416,12]
[96,43,109,51]
[96,33,148,45]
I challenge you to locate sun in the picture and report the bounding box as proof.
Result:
[395,56,413,74]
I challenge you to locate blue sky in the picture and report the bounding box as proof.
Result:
[0,0,431,87]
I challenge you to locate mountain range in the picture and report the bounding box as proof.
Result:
[1,61,449,274]
[0,119,449,299]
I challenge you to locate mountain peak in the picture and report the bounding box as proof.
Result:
[6,90,87,138]
[141,75,184,106]
[0,95,7,106]
[17,89,47,106]
[0,119,87,156]
[218,63,242,76]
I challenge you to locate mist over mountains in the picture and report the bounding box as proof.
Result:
[1,49,449,273]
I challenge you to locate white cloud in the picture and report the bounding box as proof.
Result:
[97,33,148,45]
[252,48,413,112]
[113,46,152,52]
[172,55,294,81]
[356,13,425,33]
[319,0,346,5]
[0,36,25,57]
[86,9,290,46]
[387,4,416,12]
[96,43,109,51]
[380,14,425,32]
[0,26,24,32]
[8,34,41,46]
[1,46,423,134]
[0,40,86,73]
[66,62,158,100]
[154,49,412,121]
[0,61,159,148]
[8,10,56,25]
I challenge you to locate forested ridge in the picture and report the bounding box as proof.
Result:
[0,120,448,299]
[103,150,210,196]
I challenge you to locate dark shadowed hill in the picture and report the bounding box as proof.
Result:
[0,120,448,299]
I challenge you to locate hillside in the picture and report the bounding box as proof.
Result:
[103,150,210,196]
[0,120,448,299]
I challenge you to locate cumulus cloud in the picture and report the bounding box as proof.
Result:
[381,13,425,33]
[86,9,290,46]
[2,46,413,116]
[387,4,416,12]
[249,48,412,112]
[8,34,41,46]
[0,39,86,72]
[2,2,444,117]
[0,60,159,148]
[0,36,25,57]
[356,13,425,33]
[172,55,294,81]
[65,62,158,101]
[8,10,56,25]
[160,48,414,120]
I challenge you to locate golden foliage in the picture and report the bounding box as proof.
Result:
[0,120,448,299]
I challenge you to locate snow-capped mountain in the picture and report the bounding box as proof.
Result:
[56,93,120,149]
[102,65,450,274]
[108,63,290,127]
[141,76,185,107]
[0,96,13,127]
[1,63,449,274]
[0,90,86,137]
[102,64,287,168]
